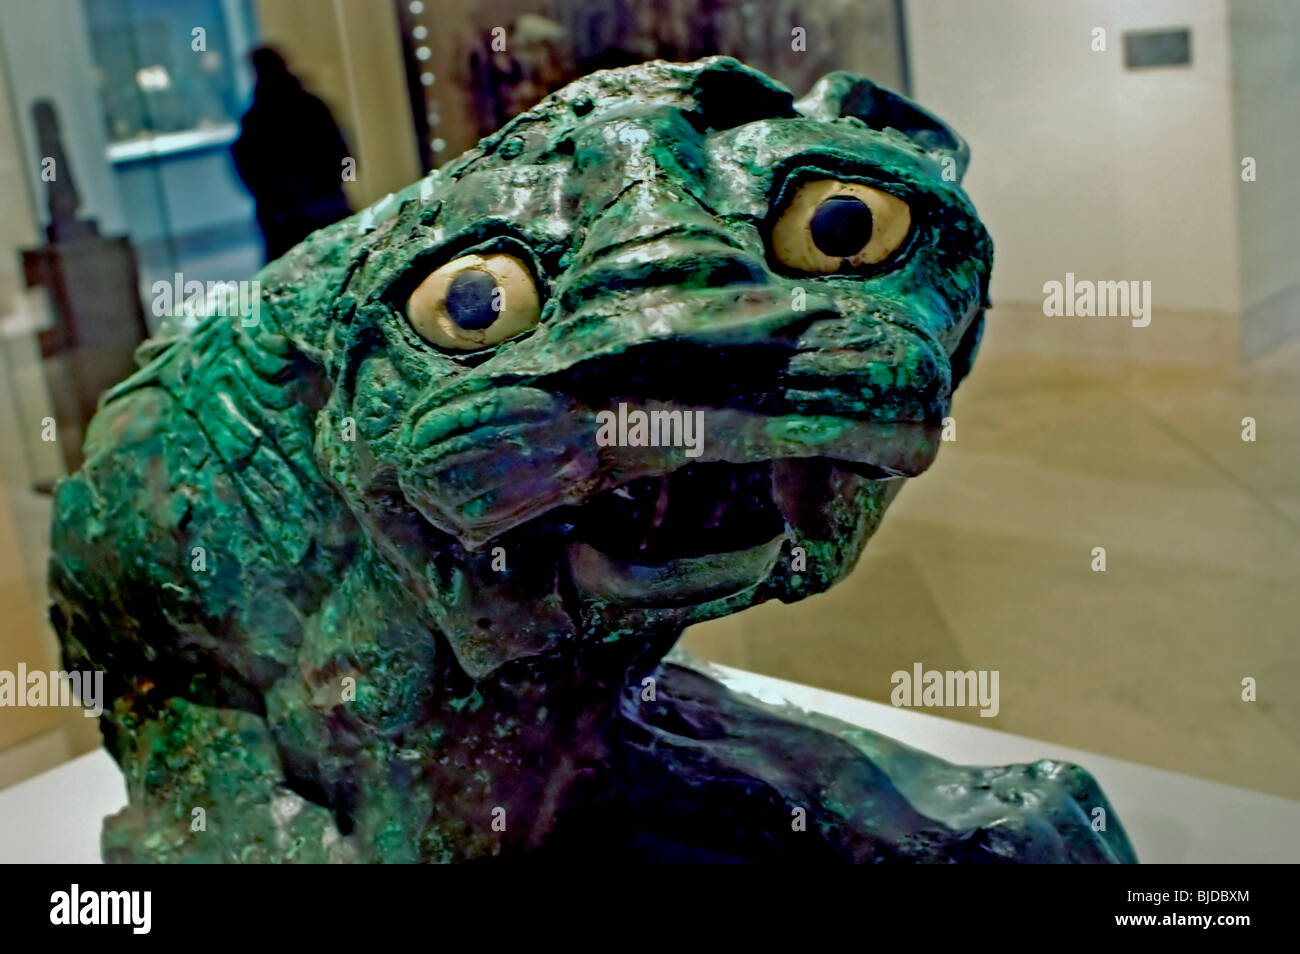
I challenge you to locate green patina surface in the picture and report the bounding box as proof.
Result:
[766,415,846,445]
[49,58,1135,863]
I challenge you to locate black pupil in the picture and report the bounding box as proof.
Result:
[809,195,873,258]
[445,270,499,330]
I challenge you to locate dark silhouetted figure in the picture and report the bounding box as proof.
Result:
[232,47,352,262]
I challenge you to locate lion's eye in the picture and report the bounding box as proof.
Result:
[407,253,541,350]
[770,179,911,274]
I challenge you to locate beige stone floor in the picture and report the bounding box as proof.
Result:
[685,312,1300,801]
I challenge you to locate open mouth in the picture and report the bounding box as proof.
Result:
[575,460,784,564]
[399,393,939,609]
[566,464,787,609]
[563,457,887,608]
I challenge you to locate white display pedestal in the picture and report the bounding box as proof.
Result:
[2,665,1296,863]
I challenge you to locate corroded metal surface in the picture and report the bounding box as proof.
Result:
[49,58,1134,863]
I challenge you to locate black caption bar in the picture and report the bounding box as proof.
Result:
[0,864,1278,941]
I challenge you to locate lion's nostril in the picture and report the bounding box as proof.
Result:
[559,230,769,312]
[584,250,761,301]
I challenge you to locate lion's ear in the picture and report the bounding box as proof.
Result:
[795,72,970,181]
